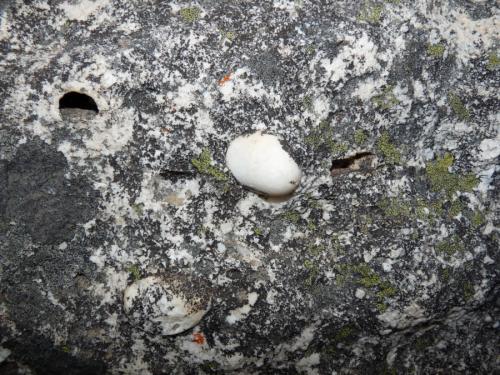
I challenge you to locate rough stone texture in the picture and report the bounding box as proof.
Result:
[0,1,499,374]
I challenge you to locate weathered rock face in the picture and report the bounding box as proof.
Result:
[0,1,498,374]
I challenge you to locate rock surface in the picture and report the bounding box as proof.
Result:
[0,1,499,374]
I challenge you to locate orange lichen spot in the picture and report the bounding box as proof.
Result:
[192,332,205,345]
[218,73,232,86]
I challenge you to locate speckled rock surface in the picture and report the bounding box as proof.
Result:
[0,1,499,374]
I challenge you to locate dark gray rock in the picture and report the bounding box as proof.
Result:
[0,1,498,374]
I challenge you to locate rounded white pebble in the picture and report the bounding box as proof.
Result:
[123,275,211,336]
[225,132,302,196]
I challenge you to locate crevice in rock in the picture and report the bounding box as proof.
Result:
[331,152,377,176]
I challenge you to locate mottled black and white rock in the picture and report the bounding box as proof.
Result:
[0,1,498,374]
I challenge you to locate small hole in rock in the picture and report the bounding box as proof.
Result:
[331,152,376,176]
[59,92,98,120]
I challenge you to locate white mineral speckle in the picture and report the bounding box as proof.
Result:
[355,288,366,299]
[226,132,302,196]
[0,347,11,364]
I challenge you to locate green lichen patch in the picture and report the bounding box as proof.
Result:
[306,44,316,55]
[305,120,346,156]
[131,202,145,216]
[470,211,485,229]
[377,131,401,164]
[486,51,500,71]
[372,85,399,110]
[282,210,301,224]
[333,325,356,342]
[358,2,384,24]
[427,43,445,58]
[180,6,201,23]
[192,148,228,182]
[435,236,464,258]
[354,129,368,145]
[253,227,263,236]
[376,281,397,299]
[328,140,348,156]
[463,281,475,301]
[127,264,141,281]
[335,263,398,311]
[425,153,478,197]
[308,243,326,256]
[448,92,470,121]
[378,197,412,222]
[352,263,381,288]
[302,95,313,111]
[448,199,464,218]
[224,31,235,41]
[304,259,319,286]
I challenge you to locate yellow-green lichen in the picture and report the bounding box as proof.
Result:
[192,148,228,182]
[441,267,450,282]
[307,221,317,231]
[346,264,397,310]
[372,85,399,110]
[224,31,235,41]
[353,263,381,288]
[61,345,71,353]
[180,6,201,23]
[302,95,313,111]
[304,259,319,286]
[376,280,397,299]
[435,236,464,258]
[331,234,344,255]
[131,202,145,216]
[354,129,368,145]
[358,2,384,24]
[127,265,141,281]
[334,325,355,342]
[328,140,348,156]
[470,211,485,229]
[254,227,263,236]
[377,132,402,164]
[282,210,301,224]
[427,43,445,58]
[308,243,326,256]
[486,51,500,71]
[306,44,316,55]
[448,199,464,218]
[305,120,345,156]
[448,92,470,121]
[379,197,412,222]
[463,281,474,301]
[425,153,478,197]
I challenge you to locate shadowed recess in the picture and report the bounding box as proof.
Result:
[59,92,98,113]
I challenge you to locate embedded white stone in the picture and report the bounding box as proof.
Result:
[355,288,366,299]
[123,275,211,336]
[225,132,302,196]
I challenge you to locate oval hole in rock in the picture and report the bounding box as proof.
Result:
[59,91,99,120]
[331,152,377,176]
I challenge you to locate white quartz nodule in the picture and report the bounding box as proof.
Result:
[226,132,302,196]
[123,275,211,336]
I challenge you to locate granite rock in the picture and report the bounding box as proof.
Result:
[0,1,498,374]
